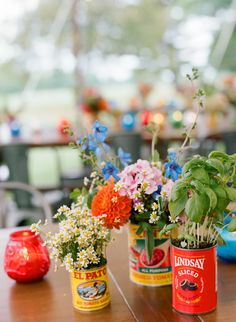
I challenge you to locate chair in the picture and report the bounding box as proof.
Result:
[221,131,236,154]
[0,181,53,228]
[59,165,92,190]
[1,143,32,208]
[109,132,143,162]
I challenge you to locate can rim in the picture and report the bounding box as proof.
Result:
[71,263,107,274]
[171,243,217,251]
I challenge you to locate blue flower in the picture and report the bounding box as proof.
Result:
[118,147,132,167]
[92,120,108,142]
[77,134,97,152]
[152,185,162,200]
[87,134,97,151]
[96,143,110,157]
[164,161,182,181]
[164,150,182,181]
[102,162,120,182]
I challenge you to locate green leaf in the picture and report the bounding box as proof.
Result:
[87,190,98,209]
[205,187,217,210]
[209,151,229,160]
[225,187,236,201]
[191,180,204,191]
[206,158,224,175]
[228,217,236,232]
[171,182,188,201]
[214,186,227,199]
[185,192,207,223]
[159,223,178,237]
[183,159,204,174]
[136,225,144,236]
[184,234,196,242]
[143,224,154,262]
[169,193,188,218]
[70,188,82,201]
[191,168,209,184]
[154,219,166,230]
[215,198,229,213]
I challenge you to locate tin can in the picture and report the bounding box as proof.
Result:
[172,245,217,315]
[128,223,172,286]
[70,264,110,311]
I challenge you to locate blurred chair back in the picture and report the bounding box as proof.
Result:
[1,143,31,208]
[0,181,53,228]
[221,131,236,154]
[109,132,142,162]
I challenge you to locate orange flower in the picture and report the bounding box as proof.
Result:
[91,183,132,229]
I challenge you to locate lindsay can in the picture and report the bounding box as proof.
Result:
[128,223,172,286]
[172,245,217,315]
[70,264,110,311]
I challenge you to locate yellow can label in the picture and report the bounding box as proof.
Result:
[70,265,110,311]
[128,224,172,286]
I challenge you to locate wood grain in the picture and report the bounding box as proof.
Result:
[0,227,135,322]
[107,227,236,322]
[1,225,236,322]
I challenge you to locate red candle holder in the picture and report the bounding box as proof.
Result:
[4,230,50,283]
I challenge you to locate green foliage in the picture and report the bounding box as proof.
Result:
[167,150,236,247]
[185,192,208,223]
[136,222,154,262]
[169,192,188,219]
[228,217,236,232]
[159,223,178,237]
[87,189,98,209]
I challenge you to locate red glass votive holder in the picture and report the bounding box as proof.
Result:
[4,230,50,283]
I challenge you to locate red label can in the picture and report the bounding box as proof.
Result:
[171,245,217,315]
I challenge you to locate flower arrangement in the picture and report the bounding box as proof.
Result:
[31,68,236,313]
[31,120,133,272]
[62,114,181,264]
[164,151,236,249]
[158,69,236,249]
[80,88,109,115]
[114,154,179,260]
[31,199,110,272]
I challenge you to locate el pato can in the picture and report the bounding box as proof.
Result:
[128,223,172,286]
[171,245,217,315]
[70,264,110,311]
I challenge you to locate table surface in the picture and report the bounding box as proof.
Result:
[1,226,236,322]
[107,228,236,322]
[0,227,134,322]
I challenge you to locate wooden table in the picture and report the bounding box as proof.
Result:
[1,226,236,322]
[107,228,236,322]
[0,227,134,322]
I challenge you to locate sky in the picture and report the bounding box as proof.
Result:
[0,0,39,64]
[0,0,39,22]
[0,0,223,83]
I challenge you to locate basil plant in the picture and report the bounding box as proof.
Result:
[161,151,236,249]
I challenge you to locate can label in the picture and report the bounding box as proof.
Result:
[172,245,217,314]
[70,265,110,311]
[128,224,172,286]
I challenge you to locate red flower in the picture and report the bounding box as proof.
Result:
[91,183,132,229]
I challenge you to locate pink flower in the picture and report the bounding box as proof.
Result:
[116,159,164,199]
[161,180,175,200]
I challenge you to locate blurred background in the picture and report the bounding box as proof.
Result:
[0,0,236,227]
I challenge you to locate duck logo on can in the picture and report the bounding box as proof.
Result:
[70,265,110,311]
[77,280,107,300]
